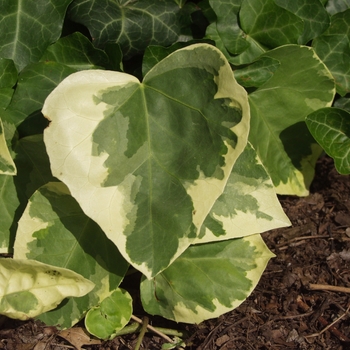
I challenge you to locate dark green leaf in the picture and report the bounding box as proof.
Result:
[306,107,350,175]
[312,9,350,96]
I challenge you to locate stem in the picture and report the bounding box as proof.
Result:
[134,316,148,350]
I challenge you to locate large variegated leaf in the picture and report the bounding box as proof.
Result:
[140,234,274,323]
[0,0,73,71]
[42,44,250,278]
[68,0,185,59]
[248,45,335,196]
[306,108,350,175]
[0,258,94,320]
[14,182,129,328]
[194,142,290,244]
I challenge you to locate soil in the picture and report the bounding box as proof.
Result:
[1,155,350,350]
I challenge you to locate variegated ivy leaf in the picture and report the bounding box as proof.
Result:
[194,142,290,244]
[0,58,17,109]
[0,258,94,320]
[42,44,250,278]
[325,0,350,15]
[0,0,73,71]
[14,182,129,329]
[140,234,274,323]
[248,45,335,196]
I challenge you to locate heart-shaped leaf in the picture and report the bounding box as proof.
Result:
[42,43,250,278]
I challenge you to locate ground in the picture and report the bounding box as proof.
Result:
[1,155,349,350]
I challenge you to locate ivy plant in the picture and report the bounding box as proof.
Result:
[0,0,349,342]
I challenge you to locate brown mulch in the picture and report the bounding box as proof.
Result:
[1,155,350,349]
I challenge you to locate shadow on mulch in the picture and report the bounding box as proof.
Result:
[1,155,349,350]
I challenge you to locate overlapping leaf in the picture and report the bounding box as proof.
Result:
[0,135,55,253]
[275,0,330,44]
[239,0,303,49]
[312,9,350,96]
[0,258,94,320]
[0,0,73,71]
[248,45,335,196]
[68,0,185,59]
[306,108,350,175]
[141,234,274,323]
[42,44,250,278]
[14,182,129,328]
[194,142,290,244]
[325,0,350,15]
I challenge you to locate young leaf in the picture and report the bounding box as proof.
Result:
[233,57,280,88]
[248,45,335,196]
[85,288,132,340]
[306,108,350,175]
[312,9,350,96]
[205,0,266,66]
[0,0,73,71]
[14,182,129,328]
[194,142,290,244]
[68,0,184,59]
[42,44,250,278]
[0,258,94,320]
[140,234,274,323]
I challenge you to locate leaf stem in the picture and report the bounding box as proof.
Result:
[134,316,149,350]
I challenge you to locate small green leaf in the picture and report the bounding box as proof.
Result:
[85,288,132,340]
[0,258,94,320]
[312,9,350,96]
[141,234,274,323]
[306,107,350,175]
[0,0,73,70]
[233,57,280,88]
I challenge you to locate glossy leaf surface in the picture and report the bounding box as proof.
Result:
[306,108,350,175]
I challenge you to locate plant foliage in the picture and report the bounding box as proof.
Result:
[0,0,349,341]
